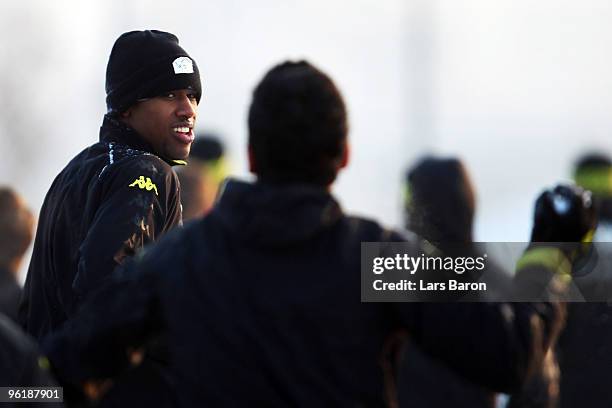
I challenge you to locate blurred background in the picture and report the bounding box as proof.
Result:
[2,0,612,282]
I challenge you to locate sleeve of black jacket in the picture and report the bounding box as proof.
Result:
[396,301,561,394]
[41,227,185,387]
[360,229,563,395]
[72,156,182,301]
[41,266,158,386]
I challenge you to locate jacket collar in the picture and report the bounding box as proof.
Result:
[98,114,187,167]
[213,179,344,248]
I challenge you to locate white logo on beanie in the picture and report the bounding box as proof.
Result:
[172,57,194,74]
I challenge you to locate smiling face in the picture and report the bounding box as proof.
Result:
[121,89,198,160]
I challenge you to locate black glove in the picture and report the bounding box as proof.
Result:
[530,184,597,243]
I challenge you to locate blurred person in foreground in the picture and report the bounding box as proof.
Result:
[397,157,499,408]
[19,29,202,340]
[550,154,612,408]
[44,61,570,407]
[508,184,596,408]
[0,187,34,324]
[175,135,227,221]
[401,160,567,408]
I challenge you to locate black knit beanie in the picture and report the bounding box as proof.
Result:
[105,30,202,113]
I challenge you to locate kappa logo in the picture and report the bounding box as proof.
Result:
[172,57,194,74]
[129,176,158,195]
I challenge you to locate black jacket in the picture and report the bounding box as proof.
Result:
[557,302,612,408]
[44,180,563,407]
[20,115,183,340]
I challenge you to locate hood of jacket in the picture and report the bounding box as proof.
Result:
[212,179,344,248]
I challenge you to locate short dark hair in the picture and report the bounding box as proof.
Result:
[573,152,612,219]
[405,157,475,243]
[190,135,224,162]
[248,60,348,186]
[575,152,612,171]
[573,152,612,197]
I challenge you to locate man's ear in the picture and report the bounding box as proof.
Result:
[339,142,350,169]
[248,145,257,173]
[120,108,132,119]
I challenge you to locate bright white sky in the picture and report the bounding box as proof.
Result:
[2,0,612,281]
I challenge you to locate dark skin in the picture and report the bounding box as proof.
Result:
[121,89,199,160]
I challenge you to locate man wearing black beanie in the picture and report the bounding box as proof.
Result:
[19,30,201,341]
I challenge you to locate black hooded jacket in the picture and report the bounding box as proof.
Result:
[19,115,183,340]
[44,180,562,407]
